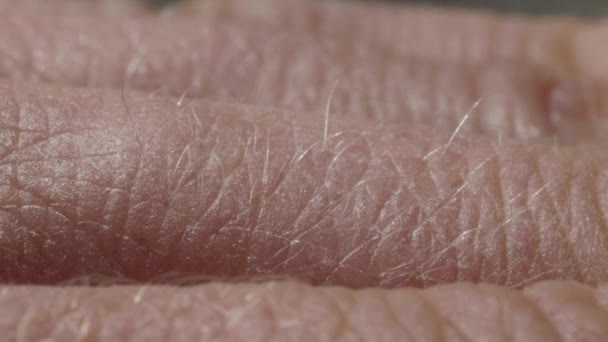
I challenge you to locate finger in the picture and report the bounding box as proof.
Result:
[1,11,606,140]
[1,82,608,287]
[2,281,608,341]
[177,0,604,81]
[4,0,603,81]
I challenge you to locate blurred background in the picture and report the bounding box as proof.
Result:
[147,0,608,17]
[384,0,608,16]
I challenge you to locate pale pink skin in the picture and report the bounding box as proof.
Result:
[1,0,608,340]
[3,281,608,341]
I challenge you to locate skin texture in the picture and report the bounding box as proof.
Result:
[0,9,563,138]
[1,0,608,340]
[2,281,608,341]
[1,82,608,288]
[1,4,607,142]
[172,0,601,80]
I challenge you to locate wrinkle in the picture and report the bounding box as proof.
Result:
[567,159,608,284]
[374,291,418,341]
[417,290,470,342]
[9,182,77,225]
[540,166,581,283]
[594,170,608,246]
[515,287,565,340]
[173,153,224,245]
[2,83,608,285]
[523,281,608,340]
[485,142,508,282]
[315,286,362,342]
[396,155,496,279]
[1,11,592,140]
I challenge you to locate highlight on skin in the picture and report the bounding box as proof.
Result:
[0,82,607,288]
[1,0,608,340]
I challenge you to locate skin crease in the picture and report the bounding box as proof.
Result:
[1,5,608,141]
[1,281,608,341]
[0,8,568,139]
[164,0,602,79]
[2,82,608,289]
[1,0,608,340]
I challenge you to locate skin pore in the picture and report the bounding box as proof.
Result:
[1,0,608,340]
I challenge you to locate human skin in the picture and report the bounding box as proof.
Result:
[2,0,608,340]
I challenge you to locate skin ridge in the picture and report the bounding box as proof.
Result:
[2,9,604,141]
[1,281,608,340]
[180,0,585,77]
[0,2,607,340]
[0,84,606,288]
